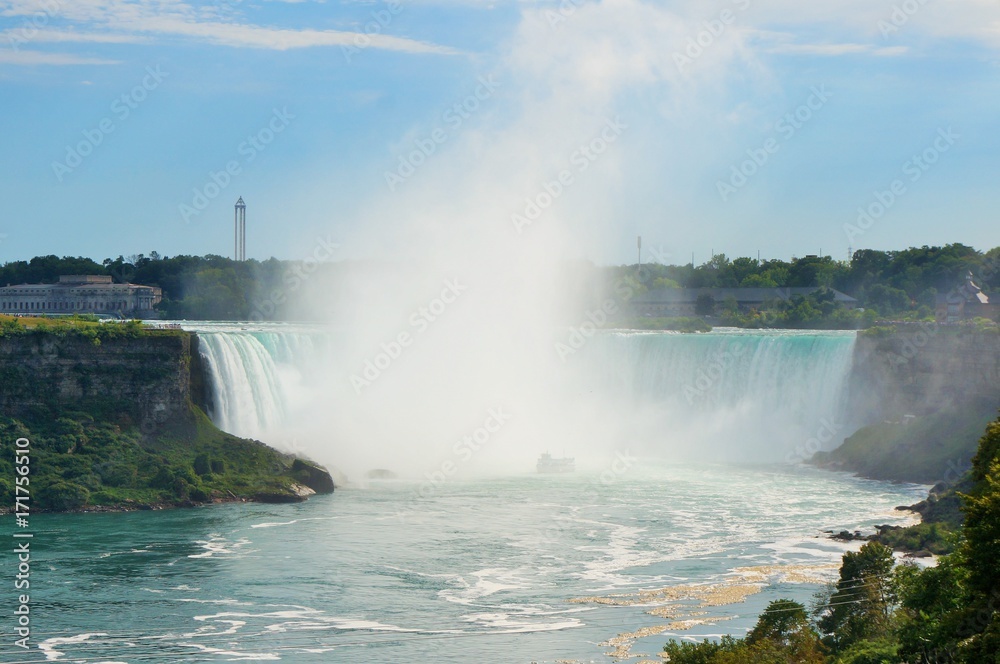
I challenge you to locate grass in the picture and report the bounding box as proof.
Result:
[0,314,183,341]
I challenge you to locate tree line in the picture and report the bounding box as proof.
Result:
[1,243,997,322]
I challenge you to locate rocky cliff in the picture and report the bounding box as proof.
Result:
[848,325,1000,424]
[0,332,190,430]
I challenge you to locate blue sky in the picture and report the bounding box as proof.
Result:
[0,0,998,266]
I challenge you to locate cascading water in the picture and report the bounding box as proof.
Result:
[190,324,858,471]
[196,332,295,436]
[577,329,858,463]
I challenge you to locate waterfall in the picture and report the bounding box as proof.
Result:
[196,332,294,437]
[581,330,858,460]
[592,330,855,417]
[191,325,858,465]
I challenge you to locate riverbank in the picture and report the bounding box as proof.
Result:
[811,403,998,554]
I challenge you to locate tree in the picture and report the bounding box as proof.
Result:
[695,292,715,316]
[865,284,910,316]
[819,542,897,651]
[747,599,818,647]
[662,600,824,663]
[741,273,778,288]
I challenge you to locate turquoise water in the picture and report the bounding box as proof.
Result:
[6,462,925,663]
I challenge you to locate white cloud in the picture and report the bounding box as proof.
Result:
[0,0,459,55]
[761,42,907,57]
[0,49,120,65]
[0,28,148,45]
[123,17,459,53]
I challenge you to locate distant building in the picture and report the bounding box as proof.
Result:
[631,287,858,317]
[936,272,994,322]
[0,275,162,318]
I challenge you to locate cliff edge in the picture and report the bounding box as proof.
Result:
[0,321,333,512]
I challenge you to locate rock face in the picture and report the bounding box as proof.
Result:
[254,483,317,504]
[848,326,1000,424]
[291,459,336,494]
[0,333,190,429]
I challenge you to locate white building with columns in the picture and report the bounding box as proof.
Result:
[0,275,162,318]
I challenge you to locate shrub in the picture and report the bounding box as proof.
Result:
[37,481,90,510]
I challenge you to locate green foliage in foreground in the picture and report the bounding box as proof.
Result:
[0,405,319,511]
[619,317,712,333]
[665,416,1000,663]
[876,522,957,556]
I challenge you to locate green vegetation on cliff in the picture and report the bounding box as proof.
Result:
[0,314,159,342]
[0,404,332,511]
[665,415,1000,663]
[811,406,996,484]
[0,326,333,511]
[810,404,997,555]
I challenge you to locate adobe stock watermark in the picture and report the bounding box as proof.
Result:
[544,0,586,28]
[843,127,958,244]
[673,0,752,74]
[51,66,168,182]
[645,244,674,265]
[512,116,628,235]
[878,0,933,39]
[5,0,62,51]
[882,320,940,367]
[13,437,33,650]
[554,265,658,362]
[385,74,501,191]
[555,299,622,362]
[249,236,340,321]
[785,417,841,464]
[179,107,295,224]
[342,0,405,62]
[682,343,747,405]
[717,85,832,202]
[350,278,467,393]
[394,407,513,521]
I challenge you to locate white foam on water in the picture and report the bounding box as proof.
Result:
[39,633,109,661]
[188,534,252,559]
[438,567,534,605]
[179,642,280,661]
[180,617,248,639]
[250,516,339,529]
[461,612,583,632]
[97,547,153,559]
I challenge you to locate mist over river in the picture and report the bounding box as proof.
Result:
[1,326,931,663]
